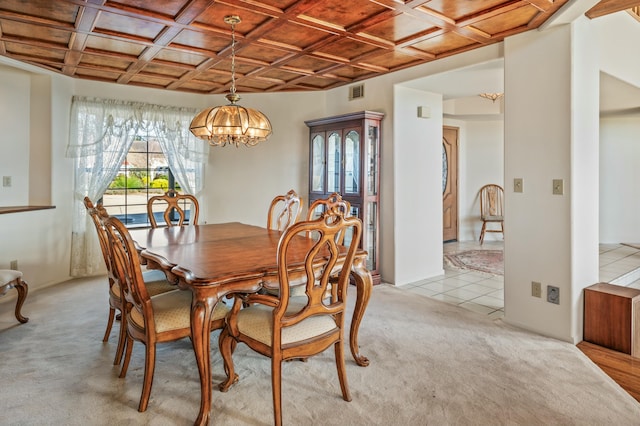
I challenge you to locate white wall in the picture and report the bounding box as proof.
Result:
[600,115,640,242]
[597,12,640,243]
[503,18,599,343]
[201,91,325,227]
[596,13,640,89]
[0,66,31,206]
[393,86,443,284]
[0,60,74,289]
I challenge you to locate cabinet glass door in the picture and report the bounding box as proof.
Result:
[311,134,325,193]
[365,201,377,271]
[327,131,341,193]
[344,130,360,194]
[367,125,378,196]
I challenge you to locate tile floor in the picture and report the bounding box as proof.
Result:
[402,241,640,320]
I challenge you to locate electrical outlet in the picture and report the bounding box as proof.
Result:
[10,260,18,270]
[531,281,541,298]
[547,285,560,304]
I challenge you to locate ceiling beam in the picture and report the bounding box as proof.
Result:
[586,0,640,18]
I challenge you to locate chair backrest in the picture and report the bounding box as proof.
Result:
[307,193,352,244]
[84,196,114,275]
[479,184,504,218]
[102,215,155,333]
[274,206,362,331]
[147,189,199,228]
[267,189,303,232]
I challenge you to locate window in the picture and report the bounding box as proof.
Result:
[101,130,190,228]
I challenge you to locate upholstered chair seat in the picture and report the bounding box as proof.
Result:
[129,290,229,333]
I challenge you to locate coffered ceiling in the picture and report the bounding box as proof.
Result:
[0,1,635,95]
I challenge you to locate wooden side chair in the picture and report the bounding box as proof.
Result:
[102,215,230,413]
[267,189,303,232]
[0,270,28,323]
[218,206,363,426]
[84,196,175,365]
[146,189,199,228]
[307,192,352,244]
[479,184,504,244]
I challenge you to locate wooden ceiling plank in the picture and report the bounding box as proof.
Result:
[526,0,554,12]
[64,2,104,75]
[0,0,575,94]
[586,0,640,18]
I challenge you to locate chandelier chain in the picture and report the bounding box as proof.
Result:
[230,20,236,96]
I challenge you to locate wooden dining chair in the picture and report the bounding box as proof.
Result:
[102,215,230,413]
[84,196,175,366]
[218,206,363,426]
[0,269,28,323]
[267,189,303,232]
[146,189,199,228]
[479,184,504,244]
[307,192,352,244]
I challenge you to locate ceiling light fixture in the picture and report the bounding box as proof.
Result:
[189,15,272,147]
[479,93,504,103]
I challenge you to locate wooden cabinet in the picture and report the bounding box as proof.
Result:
[584,282,640,357]
[305,111,384,284]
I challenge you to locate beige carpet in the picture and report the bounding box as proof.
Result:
[1,276,639,425]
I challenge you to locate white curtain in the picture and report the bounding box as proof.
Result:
[66,96,208,277]
[148,107,207,195]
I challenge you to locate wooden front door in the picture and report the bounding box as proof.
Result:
[442,126,458,242]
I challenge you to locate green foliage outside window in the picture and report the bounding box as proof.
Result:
[109,174,144,189]
[151,178,169,190]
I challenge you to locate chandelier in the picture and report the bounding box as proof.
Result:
[189,15,272,147]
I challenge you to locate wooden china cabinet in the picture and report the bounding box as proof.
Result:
[305,111,384,284]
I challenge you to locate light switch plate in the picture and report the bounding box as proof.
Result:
[553,179,563,195]
[2,176,11,187]
[514,178,523,193]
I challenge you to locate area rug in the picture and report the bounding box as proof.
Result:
[444,249,503,275]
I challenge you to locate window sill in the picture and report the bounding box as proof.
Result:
[0,205,56,214]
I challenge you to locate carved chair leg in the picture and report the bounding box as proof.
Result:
[119,336,134,378]
[218,327,239,392]
[14,278,28,323]
[272,356,283,426]
[335,339,351,402]
[113,312,127,365]
[103,307,115,342]
[138,343,156,412]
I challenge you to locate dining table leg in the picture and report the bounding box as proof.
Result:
[349,255,373,367]
[190,290,218,426]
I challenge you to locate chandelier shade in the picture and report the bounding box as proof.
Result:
[189,15,272,147]
[189,95,272,147]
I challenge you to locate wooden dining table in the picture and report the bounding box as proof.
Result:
[129,222,373,425]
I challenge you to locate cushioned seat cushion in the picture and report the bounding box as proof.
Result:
[110,270,175,299]
[142,270,176,296]
[129,290,230,333]
[0,269,22,285]
[236,301,337,346]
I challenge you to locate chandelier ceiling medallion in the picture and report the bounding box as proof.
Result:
[189,15,272,147]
